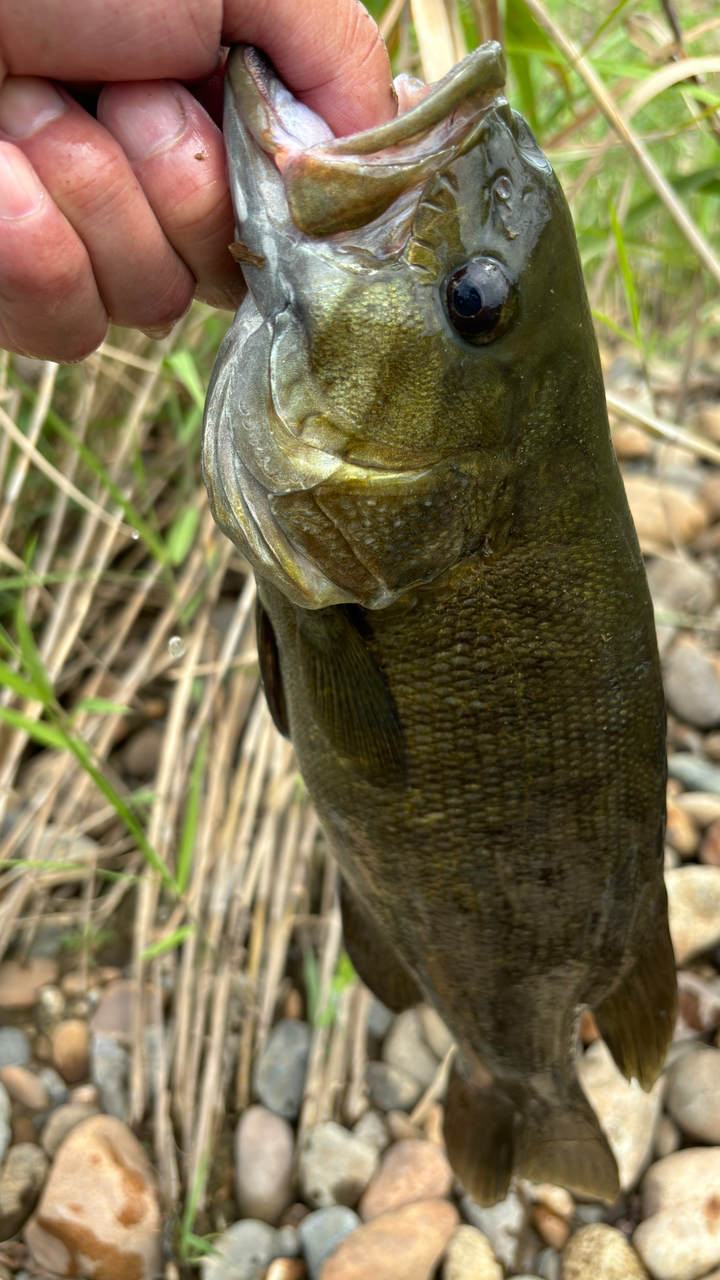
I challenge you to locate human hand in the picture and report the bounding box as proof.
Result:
[0,0,394,361]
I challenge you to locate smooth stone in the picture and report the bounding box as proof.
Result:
[351,1110,390,1154]
[319,1198,458,1280]
[299,1206,361,1280]
[0,959,58,1010]
[235,1105,294,1225]
[668,753,720,794]
[443,1223,502,1280]
[274,1223,300,1257]
[675,791,720,827]
[298,1121,378,1210]
[52,1020,89,1084]
[622,475,707,551]
[530,1184,574,1222]
[654,1115,681,1159]
[676,967,720,1035]
[665,1044,720,1142]
[41,1102,100,1158]
[359,1138,453,1221]
[91,1033,128,1119]
[367,999,393,1041]
[0,1028,30,1069]
[461,1189,528,1271]
[366,1062,423,1112]
[634,1148,720,1280]
[0,1143,48,1239]
[89,980,137,1042]
[663,636,720,729]
[418,1006,455,1061]
[35,985,65,1034]
[577,1040,663,1190]
[382,1009,440,1090]
[531,1207,570,1252]
[665,798,699,858]
[266,1262,305,1280]
[201,1219,277,1280]
[666,865,720,963]
[701,818,720,865]
[646,554,714,614]
[0,1067,49,1111]
[562,1224,648,1278]
[37,1067,68,1108]
[25,1115,161,1279]
[0,1082,10,1166]
[538,1257,561,1280]
[120,726,163,777]
[253,1020,311,1121]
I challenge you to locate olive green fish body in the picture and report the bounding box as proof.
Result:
[204,44,676,1204]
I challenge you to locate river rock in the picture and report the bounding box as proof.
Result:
[577,1040,663,1190]
[0,1144,48,1239]
[89,979,136,1041]
[665,1044,720,1142]
[668,753,720,793]
[0,1067,49,1111]
[666,864,720,963]
[235,1105,294,1224]
[0,959,58,1010]
[654,1115,681,1159]
[351,1110,390,1154]
[201,1219,277,1280]
[701,818,720,865]
[366,1061,423,1112]
[319,1198,458,1280]
[51,1020,89,1084]
[91,1033,128,1119]
[562,1223,648,1278]
[634,1147,720,1280]
[665,798,699,858]
[383,1010,440,1090]
[299,1206,360,1280]
[461,1188,528,1271]
[0,1028,30,1069]
[646,555,715,614]
[418,1006,455,1061]
[359,1138,453,1221]
[367,999,393,1042]
[266,1262,305,1280]
[254,1020,311,1121]
[675,791,720,826]
[298,1121,378,1210]
[663,636,720,729]
[38,1067,68,1108]
[40,1102,100,1158]
[25,1115,161,1279]
[623,476,708,551]
[443,1224,502,1280]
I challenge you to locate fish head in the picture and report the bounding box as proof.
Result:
[203,43,603,609]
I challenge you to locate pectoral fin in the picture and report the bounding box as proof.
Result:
[340,877,421,1012]
[256,598,290,738]
[296,605,406,786]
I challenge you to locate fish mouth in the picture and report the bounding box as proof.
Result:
[225,42,506,236]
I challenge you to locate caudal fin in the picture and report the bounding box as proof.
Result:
[444,1066,619,1207]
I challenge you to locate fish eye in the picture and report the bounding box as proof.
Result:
[444,257,515,345]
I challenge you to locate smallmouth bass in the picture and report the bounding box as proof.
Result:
[203,42,676,1205]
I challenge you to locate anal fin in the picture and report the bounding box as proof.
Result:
[340,878,422,1013]
[593,891,677,1090]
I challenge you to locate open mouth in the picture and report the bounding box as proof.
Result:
[225,42,507,236]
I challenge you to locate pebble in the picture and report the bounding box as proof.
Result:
[537,1249,561,1280]
[120,726,163,777]
[461,1188,528,1271]
[35,984,65,1034]
[530,1184,574,1221]
[622,475,708,551]
[299,1122,379,1210]
[666,864,720,963]
[646,554,715,614]
[418,1006,455,1061]
[531,1207,570,1251]
[0,1143,48,1239]
[89,979,136,1041]
[0,959,58,1010]
[37,1067,68,1108]
[91,1033,128,1119]
[383,1009,440,1090]
[0,1082,11,1165]
[634,1147,720,1280]
[69,1083,99,1106]
[0,1028,30,1069]
[702,818,720,865]
[654,1115,681,1159]
[675,790,720,826]
[25,1115,161,1280]
[443,1224,502,1280]
[367,999,393,1041]
[665,799,699,857]
[366,1061,423,1112]
[352,1110,390,1154]
[663,637,720,729]
[235,1105,295,1224]
[275,1223,300,1257]
[299,1206,361,1280]
[562,1223,648,1279]
[52,1020,89,1084]
[254,1020,311,1121]
[41,1102,100,1158]
[667,753,720,793]
[423,1099,445,1147]
[611,422,653,459]
[266,1262,305,1280]
[201,1219,277,1280]
[577,1040,663,1190]
[665,1044,720,1142]
[677,968,720,1034]
[359,1138,453,1221]
[319,1198,458,1280]
[0,1066,49,1111]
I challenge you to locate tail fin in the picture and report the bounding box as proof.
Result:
[444,1066,619,1207]
[593,896,677,1090]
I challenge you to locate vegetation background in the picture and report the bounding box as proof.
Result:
[0,0,718,1266]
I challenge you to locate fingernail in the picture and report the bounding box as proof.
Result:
[0,77,66,139]
[0,144,44,219]
[140,321,176,340]
[101,83,186,162]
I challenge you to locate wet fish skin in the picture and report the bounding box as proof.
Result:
[203,44,676,1205]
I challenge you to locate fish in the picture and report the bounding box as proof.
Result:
[202,41,677,1206]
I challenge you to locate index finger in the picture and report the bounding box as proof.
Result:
[0,0,395,135]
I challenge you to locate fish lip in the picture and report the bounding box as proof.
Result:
[224,42,508,238]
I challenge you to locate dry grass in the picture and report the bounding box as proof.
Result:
[1,0,719,1270]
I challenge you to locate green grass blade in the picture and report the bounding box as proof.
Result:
[140,924,195,961]
[175,729,208,895]
[610,205,641,348]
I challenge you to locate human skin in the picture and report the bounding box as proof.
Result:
[0,0,394,361]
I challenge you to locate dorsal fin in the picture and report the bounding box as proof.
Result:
[295,605,406,787]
